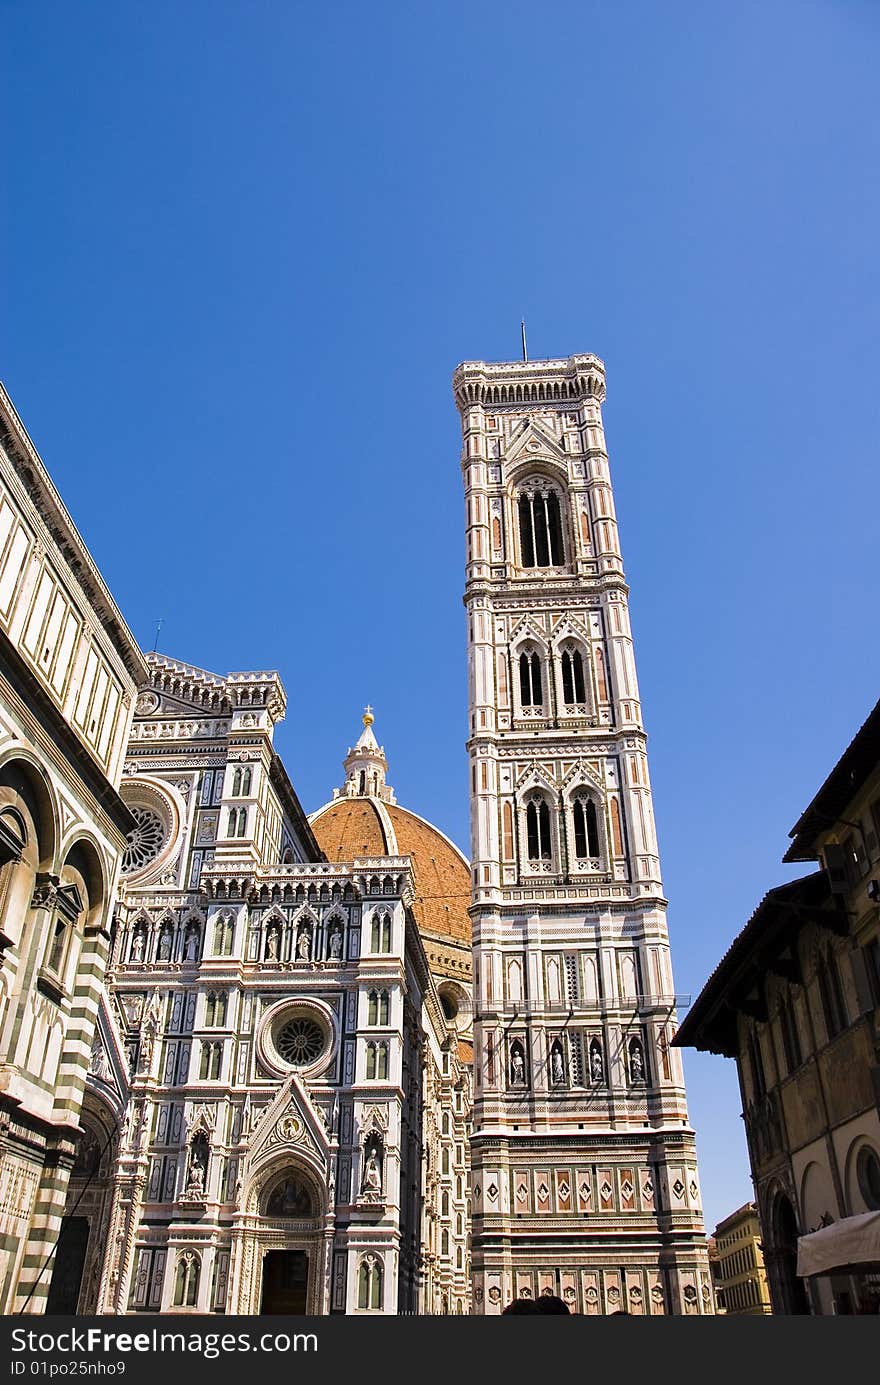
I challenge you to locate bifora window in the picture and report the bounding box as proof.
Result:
[519,650,543,707]
[572,797,600,858]
[518,487,564,567]
[526,798,552,860]
[561,647,586,704]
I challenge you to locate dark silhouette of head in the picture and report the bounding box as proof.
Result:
[502,1297,541,1314]
[536,1293,570,1314]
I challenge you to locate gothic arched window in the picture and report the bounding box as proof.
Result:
[358,1257,383,1310]
[518,488,564,567]
[376,1041,388,1080]
[526,798,552,861]
[378,991,389,1025]
[518,651,543,707]
[561,647,586,705]
[817,946,847,1039]
[371,912,391,953]
[173,1253,200,1308]
[213,914,234,954]
[572,797,600,859]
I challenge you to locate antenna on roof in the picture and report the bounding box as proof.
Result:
[521,319,528,362]
[151,618,164,653]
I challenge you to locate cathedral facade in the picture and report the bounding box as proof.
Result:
[53,659,472,1315]
[455,353,713,1314]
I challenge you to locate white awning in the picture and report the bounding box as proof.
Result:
[797,1210,880,1276]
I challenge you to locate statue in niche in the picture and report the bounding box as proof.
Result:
[510,1046,525,1086]
[296,927,311,962]
[186,1134,209,1198]
[157,928,172,961]
[550,1046,565,1085]
[590,1044,604,1083]
[130,930,145,963]
[265,926,280,961]
[361,1142,382,1195]
[327,924,343,960]
[183,928,199,962]
[629,1040,645,1083]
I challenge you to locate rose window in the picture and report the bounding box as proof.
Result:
[122,807,166,874]
[276,1017,324,1066]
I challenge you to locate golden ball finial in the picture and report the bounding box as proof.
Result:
[363,704,374,728]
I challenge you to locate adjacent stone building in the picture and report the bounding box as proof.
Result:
[0,385,146,1313]
[455,353,712,1314]
[675,698,880,1314]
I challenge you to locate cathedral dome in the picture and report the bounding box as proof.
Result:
[308,711,471,947]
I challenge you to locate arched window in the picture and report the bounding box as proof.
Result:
[518,488,564,567]
[173,1253,200,1308]
[526,798,552,861]
[205,992,216,1026]
[199,1041,222,1081]
[561,647,586,705]
[358,1257,382,1310]
[748,1030,765,1099]
[359,771,366,795]
[236,808,247,838]
[518,650,543,707]
[441,1230,449,1256]
[378,991,389,1025]
[241,767,252,795]
[817,946,847,1039]
[232,768,242,797]
[441,1190,449,1216]
[376,1042,388,1079]
[371,912,391,953]
[368,991,378,1026]
[572,797,600,859]
[213,914,234,954]
[365,1042,376,1080]
[778,995,801,1073]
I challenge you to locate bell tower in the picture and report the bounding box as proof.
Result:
[454,353,713,1315]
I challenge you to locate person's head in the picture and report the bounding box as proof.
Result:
[502,1297,541,1314]
[535,1293,570,1314]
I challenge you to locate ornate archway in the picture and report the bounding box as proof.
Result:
[230,1156,332,1314]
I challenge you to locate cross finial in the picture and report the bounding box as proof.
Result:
[363,705,374,727]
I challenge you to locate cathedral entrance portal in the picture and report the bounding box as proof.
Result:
[260,1250,309,1314]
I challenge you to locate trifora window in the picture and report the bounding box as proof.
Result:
[518,486,564,567]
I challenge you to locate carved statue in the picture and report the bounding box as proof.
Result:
[130,931,145,962]
[328,925,343,960]
[89,1036,110,1081]
[183,928,199,962]
[266,927,280,961]
[551,1047,564,1084]
[186,1136,208,1197]
[297,927,311,961]
[630,1041,644,1082]
[510,1047,525,1085]
[157,929,172,961]
[591,1046,604,1082]
[362,1147,382,1194]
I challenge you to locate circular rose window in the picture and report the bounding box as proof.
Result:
[276,1017,325,1066]
[122,807,167,874]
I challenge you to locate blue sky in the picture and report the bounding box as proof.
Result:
[3,1,879,1236]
